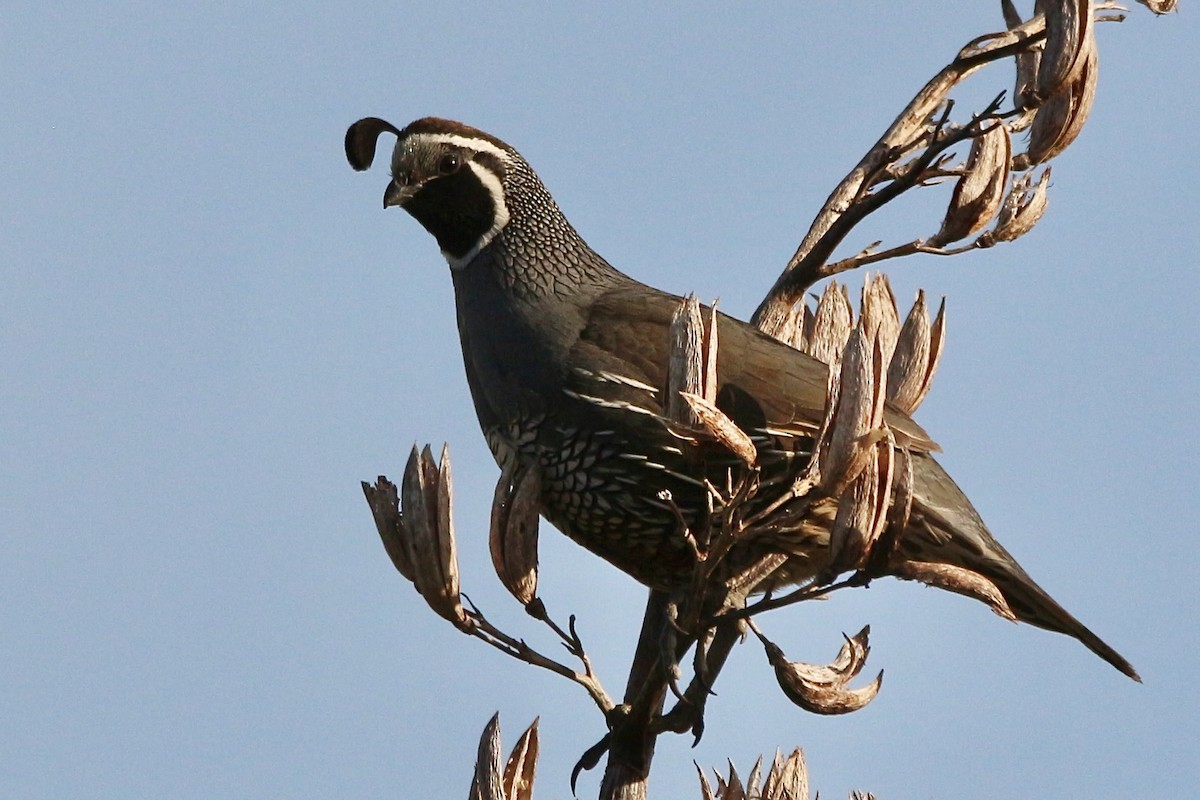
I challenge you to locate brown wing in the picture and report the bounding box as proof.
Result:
[573,283,936,451]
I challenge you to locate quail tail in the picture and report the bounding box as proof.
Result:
[905,456,1140,682]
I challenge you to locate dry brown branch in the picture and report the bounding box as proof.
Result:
[751,3,1126,338]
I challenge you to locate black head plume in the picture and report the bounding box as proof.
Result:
[345,117,402,171]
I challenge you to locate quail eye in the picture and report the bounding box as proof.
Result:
[438,153,460,175]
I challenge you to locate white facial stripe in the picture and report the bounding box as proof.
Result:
[444,160,511,271]
[407,132,512,163]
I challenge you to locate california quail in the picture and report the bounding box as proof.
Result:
[345,116,1138,681]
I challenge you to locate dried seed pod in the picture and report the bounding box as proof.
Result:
[821,323,887,492]
[681,391,758,466]
[1002,0,1040,115]
[777,299,810,352]
[704,750,810,800]
[980,169,1052,246]
[745,757,763,800]
[501,718,539,800]
[930,124,1012,245]
[719,762,746,800]
[761,748,809,800]
[669,294,706,425]
[361,476,414,581]
[1023,32,1098,166]
[805,281,853,367]
[760,626,883,715]
[892,560,1016,621]
[1037,0,1094,99]
[401,443,469,629]
[489,461,542,606]
[469,713,505,800]
[860,274,900,367]
[827,431,894,575]
[887,292,947,415]
[1136,0,1177,12]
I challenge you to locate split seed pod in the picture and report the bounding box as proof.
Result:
[489,461,542,607]
[931,124,1012,245]
[886,292,947,415]
[804,281,854,367]
[1023,30,1098,166]
[760,626,883,715]
[980,169,1052,247]
[401,443,469,630]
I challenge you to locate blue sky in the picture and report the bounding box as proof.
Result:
[3,4,1197,798]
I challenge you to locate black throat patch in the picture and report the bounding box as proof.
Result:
[403,170,497,261]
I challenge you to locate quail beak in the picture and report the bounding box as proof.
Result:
[383,179,415,209]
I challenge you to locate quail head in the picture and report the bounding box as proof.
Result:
[345,116,1138,681]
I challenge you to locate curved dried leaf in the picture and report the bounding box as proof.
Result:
[1136,0,1177,12]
